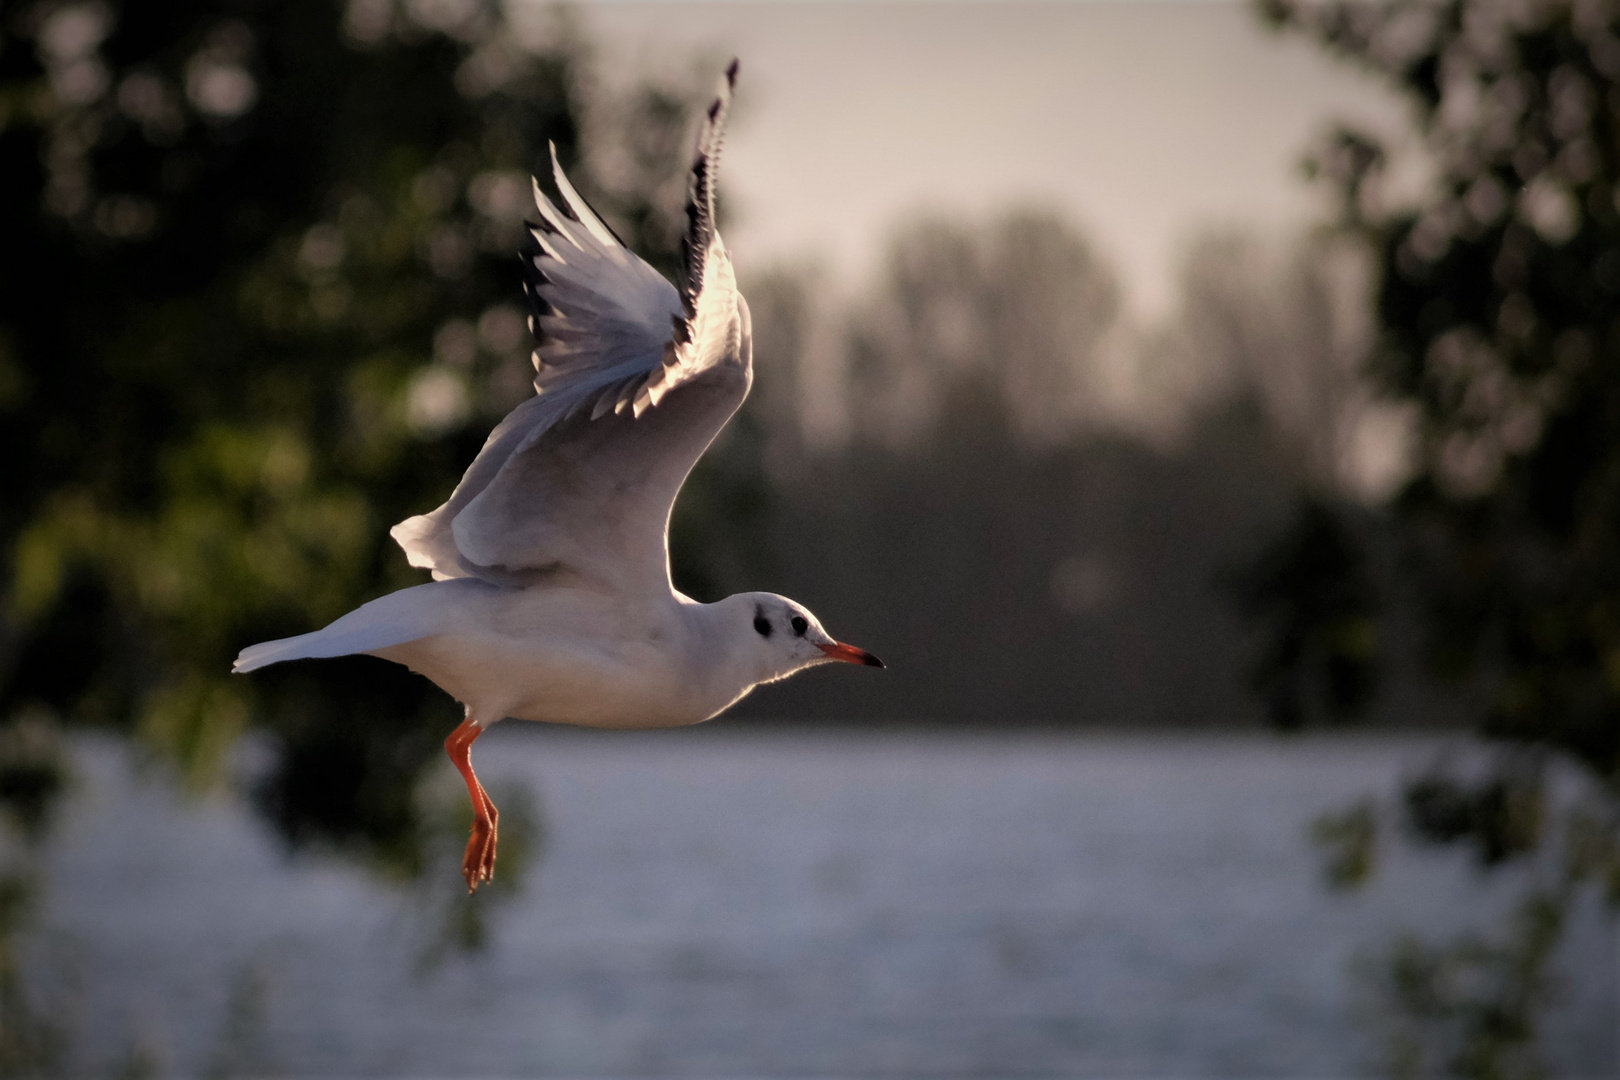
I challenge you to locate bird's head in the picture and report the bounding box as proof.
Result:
[724,592,883,684]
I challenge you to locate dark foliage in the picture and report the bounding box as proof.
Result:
[1237,498,1379,730]
[1258,0,1620,782]
[1257,0,1620,1070]
[0,0,748,877]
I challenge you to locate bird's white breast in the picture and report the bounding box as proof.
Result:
[370,582,734,729]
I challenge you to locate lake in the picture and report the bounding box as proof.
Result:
[33,729,1620,1076]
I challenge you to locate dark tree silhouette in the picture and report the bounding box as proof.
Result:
[0,0,745,880]
[1256,0,1620,1071]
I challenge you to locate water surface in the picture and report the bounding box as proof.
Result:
[40,730,1619,1076]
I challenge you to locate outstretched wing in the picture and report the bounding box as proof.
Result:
[390,60,749,596]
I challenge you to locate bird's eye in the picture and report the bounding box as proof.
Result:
[754,615,772,637]
[790,615,808,636]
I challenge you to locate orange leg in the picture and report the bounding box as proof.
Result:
[445,717,499,893]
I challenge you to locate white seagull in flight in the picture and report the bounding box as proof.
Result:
[234,61,881,892]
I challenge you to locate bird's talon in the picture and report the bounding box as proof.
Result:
[460,811,499,893]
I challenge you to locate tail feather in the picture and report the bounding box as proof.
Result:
[232,582,462,673]
[232,629,376,673]
[233,636,306,673]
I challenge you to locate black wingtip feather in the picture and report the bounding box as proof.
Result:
[676,61,738,320]
[521,64,739,362]
[519,222,561,344]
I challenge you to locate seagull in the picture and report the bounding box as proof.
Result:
[233,61,881,893]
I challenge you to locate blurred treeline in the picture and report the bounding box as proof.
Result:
[731,221,1389,728]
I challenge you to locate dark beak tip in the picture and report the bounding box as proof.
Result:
[865,653,886,669]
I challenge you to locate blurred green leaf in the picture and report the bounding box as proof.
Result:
[1311,797,1379,890]
[1358,891,1565,1080]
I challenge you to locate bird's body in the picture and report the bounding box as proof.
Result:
[242,578,802,731]
[375,582,723,732]
[234,61,880,891]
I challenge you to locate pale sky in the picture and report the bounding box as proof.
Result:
[569,1,1410,322]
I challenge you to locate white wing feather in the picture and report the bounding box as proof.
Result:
[390,62,748,595]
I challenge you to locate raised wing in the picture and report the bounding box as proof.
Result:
[391,61,750,596]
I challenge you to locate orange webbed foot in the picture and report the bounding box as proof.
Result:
[446,717,499,893]
[460,797,499,893]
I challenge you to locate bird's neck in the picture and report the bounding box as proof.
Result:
[680,594,773,710]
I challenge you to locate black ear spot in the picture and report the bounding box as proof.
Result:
[753,607,772,637]
[790,615,808,636]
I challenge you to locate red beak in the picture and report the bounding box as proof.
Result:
[816,641,885,668]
